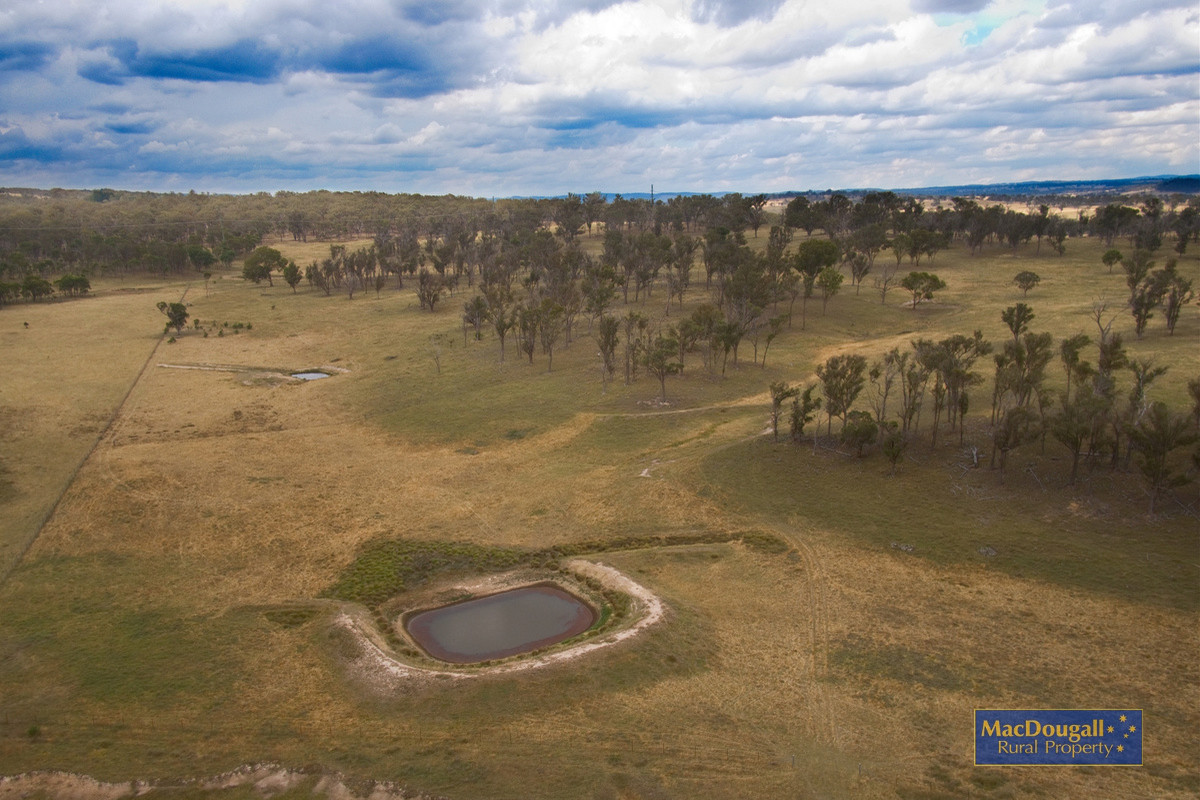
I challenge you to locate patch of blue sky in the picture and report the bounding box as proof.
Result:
[931,1,1045,46]
[962,21,1000,45]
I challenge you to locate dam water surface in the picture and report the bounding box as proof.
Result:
[405,584,596,664]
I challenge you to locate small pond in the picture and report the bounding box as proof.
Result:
[291,371,331,381]
[405,584,596,664]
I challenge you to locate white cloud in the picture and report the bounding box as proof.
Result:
[0,0,1193,193]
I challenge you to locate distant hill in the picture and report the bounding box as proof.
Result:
[770,176,1200,200]
[1156,176,1200,193]
[525,175,1200,202]
[886,175,1200,198]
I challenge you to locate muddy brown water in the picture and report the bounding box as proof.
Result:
[405,583,596,664]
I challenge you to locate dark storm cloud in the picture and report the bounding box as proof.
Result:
[0,124,63,162]
[101,118,161,136]
[911,0,991,12]
[692,0,787,26]
[82,38,283,85]
[0,40,57,72]
[399,0,489,26]
[67,5,503,99]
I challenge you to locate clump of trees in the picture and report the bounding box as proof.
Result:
[768,295,1199,513]
[157,301,189,333]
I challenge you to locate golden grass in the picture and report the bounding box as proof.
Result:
[0,234,1196,799]
[0,277,192,578]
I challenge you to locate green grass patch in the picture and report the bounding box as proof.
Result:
[702,436,1200,610]
[322,531,791,609]
[319,540,533,607]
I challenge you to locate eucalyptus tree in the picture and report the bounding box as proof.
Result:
[842,411,879,456]
[789,385,823,445]
[1058,333,1092,405]
[793,238,838,329]
[991,406,1036,479]
[581,261,619,333]
[1101,248,1123,274]
[900,271,946,310]
[819,193,854,239]
[664,233,697,316]
[1126,402,1198,514]
[552,194,585,242]
[1119,359,1170,467]
[873,263,899,305]
[881,422,907,474]
[1170,204,1198,254]
[595,314,620,384]
[1093,204,1140,248]
[582,192,607,235]
[538,298,566,370]
[156,300,188,333]
[745,194,769,238]
[53,274,90,296]
[868,349,903,425]
[991,329,1053,458]
[1030,204,1052,254]
[845,223,888,294]
[783,195,818,236]
[720,252,773,366]
[701,226,744,294]
[1088,304,1129,467]
[1001,303,1036,349]
[242,246,286,286]
[463,295,488,341]
[816,354,868,436]
[622,311,649,384]
[898,347,931,435]
[516,303,540,364]
[1129,277,1165,339]
[769,381,800,441]
[1052,389,1107,486]
[1157,260,1194,335]
[936,331,993,444]
[282,261,302,293]
[416,270,444,311]
[764,225,793,276]
[1012,271,1041,297]
[1121,250,1155,305]
[682,303,722,374]
[644,330,683,400]
[816,267,843,315]
[759,315,786,368]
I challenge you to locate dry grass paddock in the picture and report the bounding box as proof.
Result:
[0,231,1196,799]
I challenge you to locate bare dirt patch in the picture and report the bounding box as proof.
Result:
[0,765,437,800]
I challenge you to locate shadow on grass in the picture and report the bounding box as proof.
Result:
[701,436,1200,611]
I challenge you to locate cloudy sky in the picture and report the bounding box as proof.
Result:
[1,0,1196,196]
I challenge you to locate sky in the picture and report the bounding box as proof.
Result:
[0,0,1197,197]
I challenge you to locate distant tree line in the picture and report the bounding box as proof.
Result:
[1,185,1196,287]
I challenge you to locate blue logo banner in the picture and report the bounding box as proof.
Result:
[975,709,1142,766]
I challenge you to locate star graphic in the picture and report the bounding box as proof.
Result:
[1124,734,1128,739]
[1117,745,1125,753]
[1119,715,1127,723]
[1129,725,1137,733]
[1107,726,1114,733]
